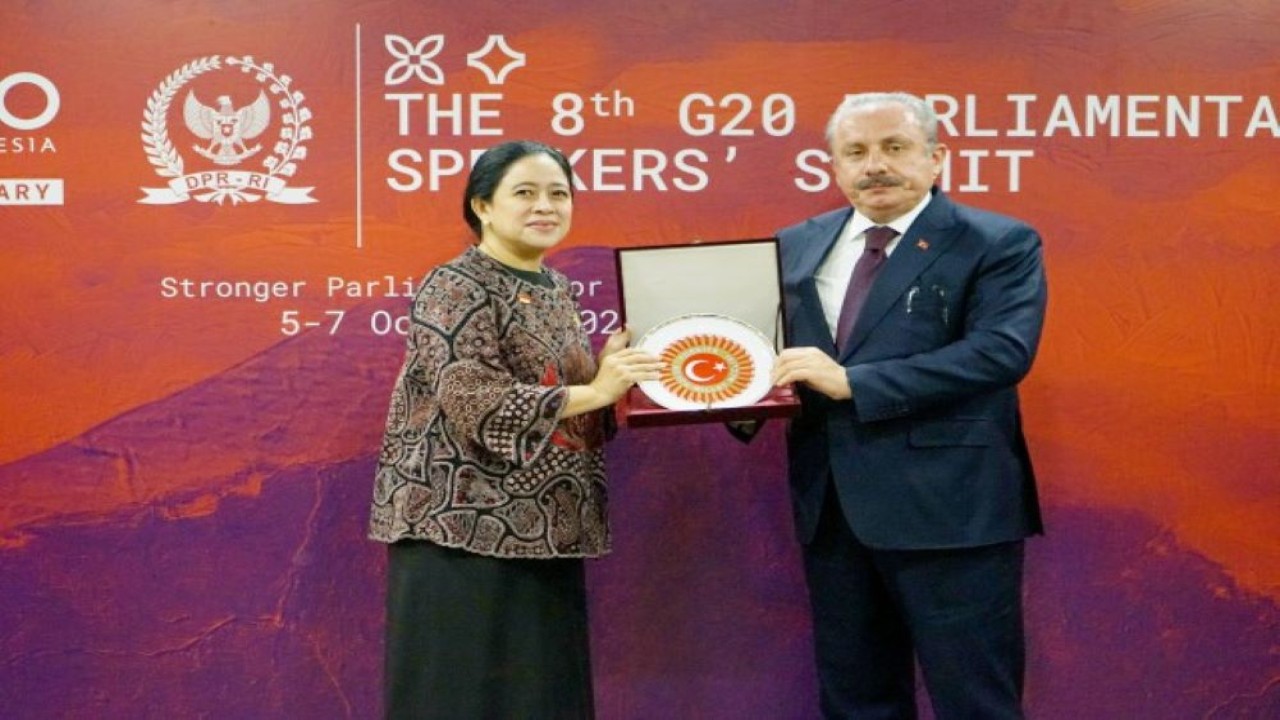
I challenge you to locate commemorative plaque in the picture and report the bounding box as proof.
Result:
[615,238,799,427]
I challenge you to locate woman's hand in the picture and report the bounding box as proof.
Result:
[598,325,633,361]
[564,327,663,416]
[589,326,662,404]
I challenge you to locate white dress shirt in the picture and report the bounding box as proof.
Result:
[814,193,933,338]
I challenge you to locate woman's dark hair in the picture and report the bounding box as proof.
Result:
[463,140,575,238]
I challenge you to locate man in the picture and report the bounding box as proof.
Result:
[770,92,1047,719]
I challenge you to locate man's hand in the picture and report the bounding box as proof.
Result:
[772,347,852,400]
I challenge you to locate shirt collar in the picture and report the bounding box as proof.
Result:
[847,190,934,238]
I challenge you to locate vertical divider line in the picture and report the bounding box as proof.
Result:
[355,23,363,249]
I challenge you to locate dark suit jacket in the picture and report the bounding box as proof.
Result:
[777,189,1046,550]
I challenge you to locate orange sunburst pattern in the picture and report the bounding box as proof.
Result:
[658,334,755,405]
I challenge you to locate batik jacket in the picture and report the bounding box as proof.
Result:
[369,246,612,558]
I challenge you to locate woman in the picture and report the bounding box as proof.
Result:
[369,140,660,719]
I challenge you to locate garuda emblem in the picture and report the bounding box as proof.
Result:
[139,55,315,205]
[184,91,271,166]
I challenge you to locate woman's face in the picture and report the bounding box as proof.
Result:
[471,153,573,267]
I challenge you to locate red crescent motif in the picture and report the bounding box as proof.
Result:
[657,333,755,405]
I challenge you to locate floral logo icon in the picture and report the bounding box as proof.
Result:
[381,34,526,86]
[384,35,445,86]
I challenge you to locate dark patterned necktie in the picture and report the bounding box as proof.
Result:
[834,225,897,350]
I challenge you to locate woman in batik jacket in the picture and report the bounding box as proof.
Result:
[369,140,660,720]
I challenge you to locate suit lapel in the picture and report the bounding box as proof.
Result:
[794,208,851,351]
[838,192,958,361]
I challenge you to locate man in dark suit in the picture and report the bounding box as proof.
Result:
[770,92,1047,719]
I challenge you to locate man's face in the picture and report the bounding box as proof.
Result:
[829,102,947,224]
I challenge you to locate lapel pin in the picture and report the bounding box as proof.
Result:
[916,238,930,251]
[517,292,534,304]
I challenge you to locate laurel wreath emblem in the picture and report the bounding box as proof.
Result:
[140,55,313,202]
[141,56,220,178]
[230,55,313,178]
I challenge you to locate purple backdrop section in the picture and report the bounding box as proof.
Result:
[1,247,1278,718]
[0,457,384,718]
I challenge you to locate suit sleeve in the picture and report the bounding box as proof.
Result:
[846,224,1047,422]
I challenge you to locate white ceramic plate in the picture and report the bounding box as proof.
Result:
[635,314,776,410]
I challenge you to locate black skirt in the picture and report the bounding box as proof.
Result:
[384,540,594,720]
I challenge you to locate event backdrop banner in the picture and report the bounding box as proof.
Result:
[2,1,1278,718]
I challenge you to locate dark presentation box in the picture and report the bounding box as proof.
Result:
[615,238,800,427]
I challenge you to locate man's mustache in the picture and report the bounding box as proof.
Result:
[857,176,902,190]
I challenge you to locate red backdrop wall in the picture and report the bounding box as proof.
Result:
[2,1,1277,717]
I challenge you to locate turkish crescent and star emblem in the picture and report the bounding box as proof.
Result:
[658,334,755,406]
[636,314,776,410]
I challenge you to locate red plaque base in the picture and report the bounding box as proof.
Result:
[620,384,800,428]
